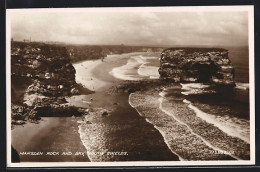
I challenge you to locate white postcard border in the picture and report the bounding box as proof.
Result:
[6,5,255,167]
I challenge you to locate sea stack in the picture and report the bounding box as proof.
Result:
[158,48,235,86]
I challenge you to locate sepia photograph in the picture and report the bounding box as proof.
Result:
[6,6,255,167]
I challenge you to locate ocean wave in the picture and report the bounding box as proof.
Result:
[137,63,160,79]
[180,83,215,95]
[140,55,157,60]
[109,56,143,80]
[181,83,249,95]
[183,99,250,144]
[159,97,241,160]
[109,55,159,81]
[129,91,238,160]
[158,89,250,160]
[159,90,167,97]
[236,83,249,90]
[128,97,182,161]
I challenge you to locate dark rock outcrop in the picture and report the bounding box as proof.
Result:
[11,42,87,122]
[11,42,80,97]
[158,48,235,86]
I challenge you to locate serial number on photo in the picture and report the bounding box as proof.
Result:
[209,150,235,155]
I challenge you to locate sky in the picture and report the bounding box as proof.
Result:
[9,9,249,47]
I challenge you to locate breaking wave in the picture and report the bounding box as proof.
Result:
[182,99,250,143]
[236,83,249,90]
[110,55,159,80]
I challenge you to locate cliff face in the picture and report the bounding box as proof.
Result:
[66,45,164,63]
[11,42,80,96]
[11,42,85,123]
[158,48,235,86]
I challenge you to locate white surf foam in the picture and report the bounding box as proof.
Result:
[78,124,94,162]
[181,83,210,90]
[109,56,144,80]
[159,90,167,97]
[158,92,242,160]
[180,83,214,95]
[110,55,160,80]
[236,83,249,90]
[137,55,159,79]
[183,99,250,144]
[140,55,157,60]
[128,93,183,161]
[137,63,160,79]
[129,92,242,160]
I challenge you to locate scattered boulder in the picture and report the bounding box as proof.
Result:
[57,97,67,104]
[86,121,92,124]
[12,113,25,121]
[28,109,41,121]
[11,105,26,121]
[102,111,108,117]
[128,88,136,93]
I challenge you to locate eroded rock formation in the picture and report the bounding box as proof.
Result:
[158,48,235,86]
[11,42,86,122]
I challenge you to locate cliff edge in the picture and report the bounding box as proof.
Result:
[11,42,89,124]
[158,48,235,86]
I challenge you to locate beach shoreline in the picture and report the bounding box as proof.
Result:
[12,52,181,162]
[11,51,250,162]
[68,52,180,161]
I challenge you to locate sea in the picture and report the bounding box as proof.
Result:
[109,47,251,160]
[73,47,251,161]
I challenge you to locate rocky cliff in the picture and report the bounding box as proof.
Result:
[11,42,88,124]
[158,48,235,86]
[66,44,164,63]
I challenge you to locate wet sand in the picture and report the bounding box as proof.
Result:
[73,59,106,92]
[12,52,179,162]
[68,52,180,161]
[72,52,148,92]
[11,117,90,162]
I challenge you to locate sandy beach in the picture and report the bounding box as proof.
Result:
[12,117,90,162]
[9,9,253,166]
[11,51,250,162]
[72,52,149,92]
[73,59,106,92]
[12,52,180,162]
[67,52,180,161]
